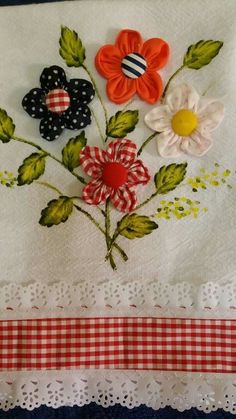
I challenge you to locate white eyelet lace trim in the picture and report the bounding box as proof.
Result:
[0,280,236,309]
[1,280,236,412]
[0,370,236,413]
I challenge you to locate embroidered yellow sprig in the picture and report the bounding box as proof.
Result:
[0,170,16,188]
[187,163,232,192]
[156,197,208,220]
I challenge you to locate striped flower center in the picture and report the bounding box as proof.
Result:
[102,162,128,189]
[46,89,71,113]
[121,53,147,79]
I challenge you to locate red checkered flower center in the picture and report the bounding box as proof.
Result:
[102,162,128,189]
[45,88,71,113]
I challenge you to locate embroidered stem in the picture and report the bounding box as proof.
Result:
[82,64,109,129]
[72,196,106,217]
[34,182,126,261]
[91,109,106,144]
[162,65,185,98]
[74,204,127,262]
[105,230,120,260]
[13,135,42,151]
[105,199,117,270]
[106,192,159,259]
[35,181,62,195]
[122,98,135,111]
[12,135,86,184]
[137,132,159,156]
[136,191,158,210]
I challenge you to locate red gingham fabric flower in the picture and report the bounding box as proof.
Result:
[80,139,150,212]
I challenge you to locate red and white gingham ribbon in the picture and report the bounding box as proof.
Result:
[0,316,236,372]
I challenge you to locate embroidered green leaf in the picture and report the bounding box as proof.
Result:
[59,26,85,67]
[183,40,223,70]
[154,163,187,194]
[106,110,139,138]
[0,109,15,143]
[62,131,87,171]
[117,213,158,240]
[39,196,74,227]
[17,152,46,185]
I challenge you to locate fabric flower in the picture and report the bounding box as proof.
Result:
[80,139,150,212]
[144,83,224,157]
[95,29,170,104]
[22,65,95,141]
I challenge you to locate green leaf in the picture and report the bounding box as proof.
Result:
[17,152,46,185]
[39,196,74,227]
[59,26,86,67]
[117,213,158,240]
[183,40,223,70]
[62,131,87,171]
[106,110,139,138]
[0,109,15,143]
[154,163,187,194]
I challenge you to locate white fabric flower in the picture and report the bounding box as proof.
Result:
[144,83,224,157]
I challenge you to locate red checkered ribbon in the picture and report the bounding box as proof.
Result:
[0,317,235,372]
[45,88,70,113]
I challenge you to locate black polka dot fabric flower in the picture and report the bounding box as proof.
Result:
[22,65,95,141]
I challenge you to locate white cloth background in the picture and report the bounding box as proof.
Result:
[0,0,236,412]
[0,0,235,287]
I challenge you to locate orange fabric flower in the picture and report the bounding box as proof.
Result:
[95,29,170,104]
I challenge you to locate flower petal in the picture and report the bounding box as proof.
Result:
[22,88,48,119]
[115,29,143,56]
[106,139,137,167]
[144,105,172,132]
[142,38,170,71]
[127,160,150,186]
[95,45,122,78]
[157,131,183,157]
[67,79,95,105]
[166,83,200,113]
[80,145,107,178]
[107,74,136,104]
[197,99,224,132]
[136,72,163,104]
[40,65,67,92]
[181,131,213,156]
[110,185,137,212]
[40,114,64,141]
[82,179,111,205]
[63,104,91,130]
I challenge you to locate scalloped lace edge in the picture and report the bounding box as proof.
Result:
[0,280,236,309]
[0,370,236,413]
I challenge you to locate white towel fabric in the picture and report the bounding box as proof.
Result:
[0,0,236,412]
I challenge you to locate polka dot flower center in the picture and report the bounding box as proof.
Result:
[121,53,147,79]
[102,162,128,189]
[46,89,70,113]
[171,109,198,137]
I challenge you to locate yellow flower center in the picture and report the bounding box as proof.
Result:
[171,109,198,137]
